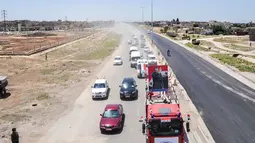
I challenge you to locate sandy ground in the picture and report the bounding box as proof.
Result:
[0,27,119,143]
[0,29,98,54]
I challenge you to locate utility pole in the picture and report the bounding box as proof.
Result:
[140,7,144,24]
[1,10,7,32]
[151,0,154,44]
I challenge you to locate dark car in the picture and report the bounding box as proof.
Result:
[119,77,138,100]
[99,104,124,133]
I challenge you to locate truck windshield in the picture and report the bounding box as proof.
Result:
[149,119,183,137]
[131,57,140,61]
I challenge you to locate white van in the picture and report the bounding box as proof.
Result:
[129,46,138,54]
[130,51,141,68]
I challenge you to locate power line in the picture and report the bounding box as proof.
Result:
[1,10,7,32]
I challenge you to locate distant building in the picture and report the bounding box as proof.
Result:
[249,28,255,41]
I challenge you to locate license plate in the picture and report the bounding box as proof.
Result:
[106,128,112,131]
[125,95,130,98]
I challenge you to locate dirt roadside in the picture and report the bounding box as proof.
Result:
[0,29,121,143]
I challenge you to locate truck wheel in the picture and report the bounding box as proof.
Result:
[3,88,6,95]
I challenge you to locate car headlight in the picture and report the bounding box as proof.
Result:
[120,91,123,94]
[132,91,136,94]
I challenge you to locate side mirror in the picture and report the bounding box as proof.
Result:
[135,85,137,87]
[100,114,102,116]
[186,122,190,132]
[91,86,93,88]
[142,123,145,134]
[119,85,121,87]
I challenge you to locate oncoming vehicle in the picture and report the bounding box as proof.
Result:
[129,46,138,54]
[91,78,109,100]
[99,104,124,133]
[119,77,138,100]
[147,54,157,65]
[144,46,149,53]
[113,56,123,65]
[130,51,141,68]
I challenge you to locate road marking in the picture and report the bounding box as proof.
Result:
[200,71,255,103]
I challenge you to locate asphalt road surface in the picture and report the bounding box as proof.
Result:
[143,31,255,143]
[38,24,147,143]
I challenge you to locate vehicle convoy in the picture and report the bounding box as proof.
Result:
[139,69,190,143]
[147,54,157,65]
[0,76,8,97]
[99,104,124,133]
[113,56,123,65]
[91,78,109,100]
[130,51,141,68]
[119,77,138,100]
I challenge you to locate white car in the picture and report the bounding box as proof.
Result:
[144,46,149,53]
[91,79,109,100]
[147,54,158,65]
[113,56,123,65]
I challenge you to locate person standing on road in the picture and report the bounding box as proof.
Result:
[11,128,19,143]
[45,53,48,61]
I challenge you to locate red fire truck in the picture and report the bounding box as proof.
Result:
[139,88,190,143]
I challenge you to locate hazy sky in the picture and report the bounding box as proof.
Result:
[1,0,254,22]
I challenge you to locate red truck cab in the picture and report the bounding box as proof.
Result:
[140,91,189,143]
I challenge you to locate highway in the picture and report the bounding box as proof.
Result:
[145,32,255,143]
[38,24,147,143]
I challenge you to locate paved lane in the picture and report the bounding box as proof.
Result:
[141,31,255,143]
[38,23,146,143]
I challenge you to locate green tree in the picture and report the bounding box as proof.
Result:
[176,18,180,24]
[193,23,199,27]
[172,19,176,24]
[211,25,227,35]
[163,26,169,33]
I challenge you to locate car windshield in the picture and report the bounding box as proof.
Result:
[115,57,121,60]
[149,119,183,137]
[103,110,120,118]
[131,57,140,61]
[93,83,105,88]
[122,81,134,88]
[148,56,156,60]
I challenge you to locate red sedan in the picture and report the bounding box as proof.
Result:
[99,104,124,133]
